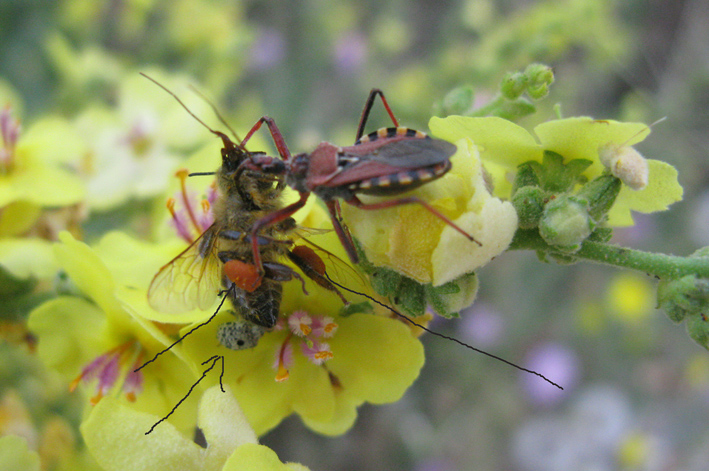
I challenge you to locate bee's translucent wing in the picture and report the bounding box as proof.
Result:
[148,225,223,313]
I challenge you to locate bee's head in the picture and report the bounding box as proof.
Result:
[220,145,251,174]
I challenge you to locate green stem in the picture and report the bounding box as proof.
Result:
[510,230,709,279]
[468,95,505,117]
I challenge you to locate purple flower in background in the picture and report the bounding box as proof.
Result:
[249,28,286,71]
[522,342,580,407]
[333,32,367,74]
[458,302,505,348]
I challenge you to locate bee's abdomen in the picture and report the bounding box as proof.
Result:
[229,279,283,328]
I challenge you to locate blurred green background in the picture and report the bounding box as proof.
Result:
[2,0,709,470]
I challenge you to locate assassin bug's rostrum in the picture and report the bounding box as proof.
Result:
[224,89,482,289]
[142,74,346,350]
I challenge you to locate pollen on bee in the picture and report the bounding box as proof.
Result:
[291,245,326,275]
[223,260,261,292]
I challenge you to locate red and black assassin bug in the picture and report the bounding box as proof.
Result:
[222,89,481,289]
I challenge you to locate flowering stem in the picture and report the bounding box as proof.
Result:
[509,230,709,279]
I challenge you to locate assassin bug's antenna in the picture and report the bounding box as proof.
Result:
[323,272,563,390]
[139,73,224,139]
[134,285,235,373]
[139,72,242,179]
[145,354,225,434]
[187,84,243,144]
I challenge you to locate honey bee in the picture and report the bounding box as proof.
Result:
[144,75,345,350]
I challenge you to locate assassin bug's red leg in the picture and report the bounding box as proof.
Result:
[355,88,399,142]
[345,195,482,246]
[325,199,360,263]
[240,116,293,161]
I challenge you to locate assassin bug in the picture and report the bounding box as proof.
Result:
[142,74,346,350]
[220,89,481,288]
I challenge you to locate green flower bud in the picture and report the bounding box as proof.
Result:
[525,63,555,89]
[657,275,709,323]
[527,82,550,100]
[500,72,527,100]
[577,174,622,222]
[512,186,546,229]
[539,195,593,252]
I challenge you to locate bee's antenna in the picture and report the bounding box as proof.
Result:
[188,84,243,145]
[140,72,222,139]
[188,171,217,177]
[323,272,563,390]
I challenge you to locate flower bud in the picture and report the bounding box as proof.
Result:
[657,275,709,323]
[524,64,554,99]
[539,195,593,251]
[501,72,527,100]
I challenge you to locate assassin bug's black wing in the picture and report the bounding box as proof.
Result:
[326,130,457,197]
[350,127,458,168]
[148,224,222,314]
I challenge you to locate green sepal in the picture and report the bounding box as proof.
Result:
[578,174,622,221]
[539,151,593,193]
[686,314,709,349]
[367,266,402,299]
[425,281,462,319]
[394,278,427,317]
[512,162,541,194]
[512,186,547,229]
[588,227,613,243]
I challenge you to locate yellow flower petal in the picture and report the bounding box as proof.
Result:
[607,159,683,226]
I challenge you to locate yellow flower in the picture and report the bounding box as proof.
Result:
[340,136,518,287]
[81,385,311,471]
[28,232,199,430]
